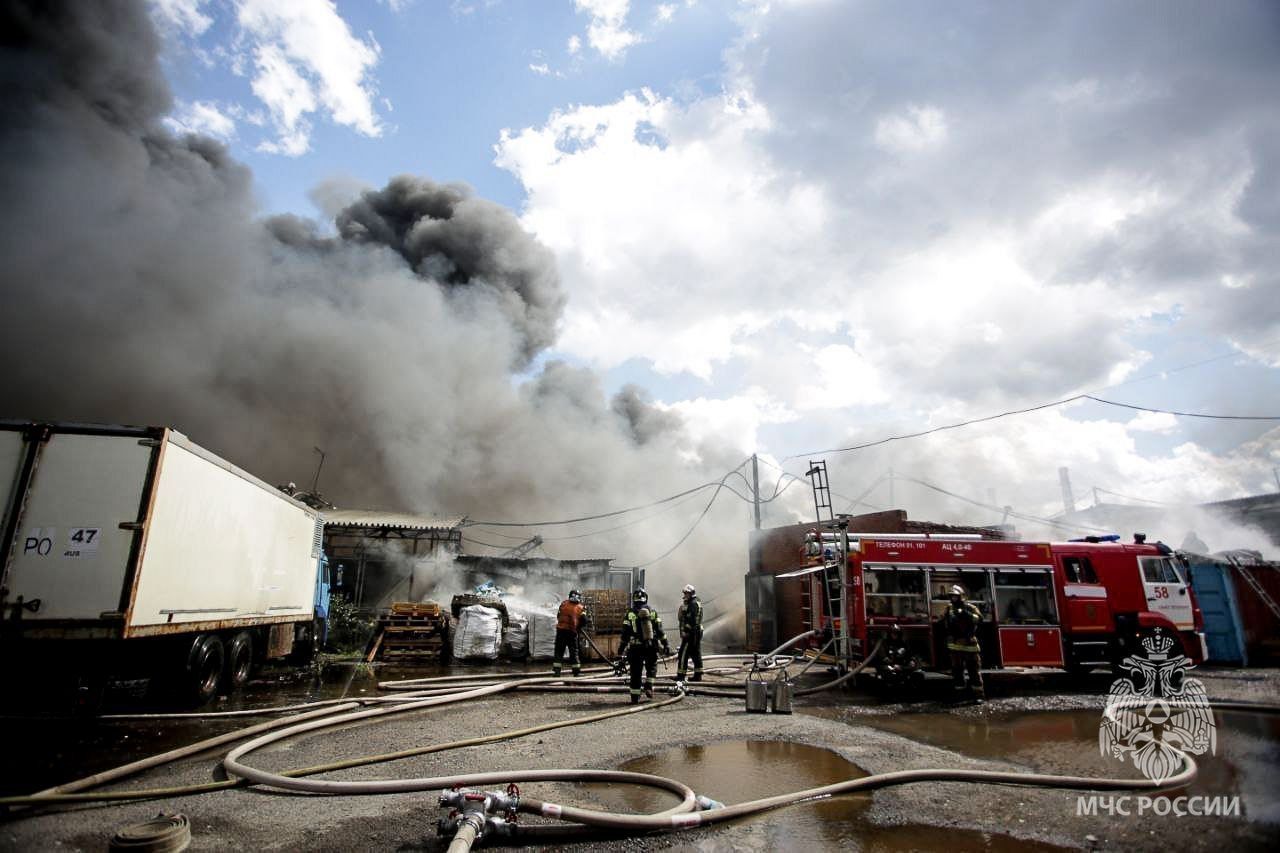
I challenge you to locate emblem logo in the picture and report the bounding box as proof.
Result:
[1099,628,1215,784]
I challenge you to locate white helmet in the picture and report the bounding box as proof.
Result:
[950,584,965,597]
[682,584,696,596]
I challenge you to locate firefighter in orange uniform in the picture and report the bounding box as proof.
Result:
[553,589,585,677]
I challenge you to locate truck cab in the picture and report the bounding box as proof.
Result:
[1051,536,1206,668]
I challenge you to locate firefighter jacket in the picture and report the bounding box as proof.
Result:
[677,597,703,637]
[943,601,983,653]
[619,606,667,651]
[557,600,585,632]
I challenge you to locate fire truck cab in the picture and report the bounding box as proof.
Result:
[1050,536,1206,670]
[798,532,1206,677]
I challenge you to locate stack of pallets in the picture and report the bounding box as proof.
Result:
[582,589,630,660]
[367,601,451,662]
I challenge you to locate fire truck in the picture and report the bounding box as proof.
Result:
[788,531,1207,675]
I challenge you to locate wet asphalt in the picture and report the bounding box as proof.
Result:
[1,664,1277,852]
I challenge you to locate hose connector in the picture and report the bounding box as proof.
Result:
[695,794,725,811]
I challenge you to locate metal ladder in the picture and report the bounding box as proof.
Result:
[806,460,848,663]
[807,459,834,525]
[1235,564,1280,621]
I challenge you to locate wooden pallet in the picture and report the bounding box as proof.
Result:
[391,601,442,618]
[369,601,451,661]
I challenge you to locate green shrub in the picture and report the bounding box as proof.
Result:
[326,595,375,653]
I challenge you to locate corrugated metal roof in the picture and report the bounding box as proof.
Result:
[323,509,464,531]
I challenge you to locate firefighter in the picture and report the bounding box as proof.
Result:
[875,623,924,690]
[676,583,704,682]
[616,587,671,703]
[553,589,585,677]
[942,584,984,701]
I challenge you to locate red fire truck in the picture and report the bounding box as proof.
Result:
[790,532,1206,674]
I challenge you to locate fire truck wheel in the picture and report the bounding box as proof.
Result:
[226,631,255,691]
[186,634,225,706]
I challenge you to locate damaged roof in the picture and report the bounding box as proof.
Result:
[323,509,464,532]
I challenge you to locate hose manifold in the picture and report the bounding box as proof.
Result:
[436,788,521,843]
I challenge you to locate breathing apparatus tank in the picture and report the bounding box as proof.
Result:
[637,607,655,643]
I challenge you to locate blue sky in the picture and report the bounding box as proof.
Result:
[148,0,1280,531]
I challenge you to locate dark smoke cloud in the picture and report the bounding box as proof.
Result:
[335,177,565,364]
[0,1,748,604]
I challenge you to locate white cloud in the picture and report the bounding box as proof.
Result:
[495,1,1280,539]
[1126,411,1179,433]
[235,0,384,156]
[873,105,948,153]
[567,34,582,55]
[496,88,831,378]
[164,100,237,140]
[655,4,677,24]
[573,0,640,61]
[661,387,797,457]
[793,344,889,411]
[149,0,213,37]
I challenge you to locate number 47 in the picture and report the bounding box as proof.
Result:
[71,529,98,544]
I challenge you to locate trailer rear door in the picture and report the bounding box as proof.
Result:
[126,436,319,635]
[2,432,153,622]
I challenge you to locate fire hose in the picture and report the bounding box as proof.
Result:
[7,629,1278,853]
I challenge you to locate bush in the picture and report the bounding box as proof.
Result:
[326,595,375,653]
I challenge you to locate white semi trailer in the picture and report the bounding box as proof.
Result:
[0,421,330,705]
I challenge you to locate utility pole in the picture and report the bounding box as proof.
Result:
[1274,466,1280,493]
[888,466,894,507]
[751,454,762,530]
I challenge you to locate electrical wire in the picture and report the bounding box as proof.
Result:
[1091,486,1179,507]
[755,456,887,513]
[785,395,1280,459]
[1082,394,1280,420]
[462,457,752,528]
[891,473,1115,534]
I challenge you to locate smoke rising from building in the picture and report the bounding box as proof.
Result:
[0,0,750,611]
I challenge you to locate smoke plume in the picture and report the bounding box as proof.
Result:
[0,0,756,618]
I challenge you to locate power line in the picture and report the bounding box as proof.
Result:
[785,396,1083,459]
[1101,337,1280,392]
[1082,395,1280,421]
[463,457,751,527]
[634,468,745,568]
[755,455,887,513]
[892,473,1114,535]
[459,534,517,551]
[1092,487,1176,507]
[786,395,1280,459]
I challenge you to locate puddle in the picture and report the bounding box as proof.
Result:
[588,739,1067,851]
[825,708,1280,827]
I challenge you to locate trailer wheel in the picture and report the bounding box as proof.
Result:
[186,635,225,706]
[226,631,255,691]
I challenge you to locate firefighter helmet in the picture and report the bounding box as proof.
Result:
[682,584,695,597]
[568,589,582,603]
[632,587,648,606]
[950,584,965,597]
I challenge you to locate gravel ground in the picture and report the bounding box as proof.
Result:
[2,666,1277,852]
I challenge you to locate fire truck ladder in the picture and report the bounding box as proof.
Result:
[806,460,849,666]
[806,460,834,526]
[1236,564,1280,621]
